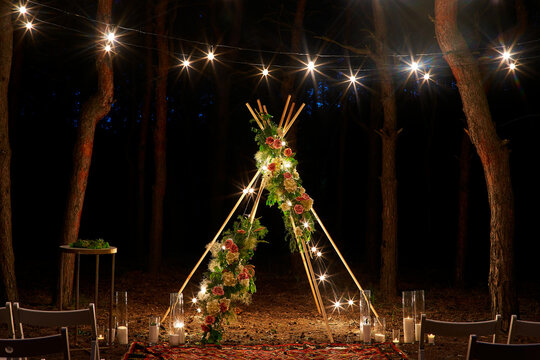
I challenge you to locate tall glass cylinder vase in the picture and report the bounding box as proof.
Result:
[169,293,185,345]
[359,290,371,344]
[115,291,128,345]
[402,290,414,343]
[414,290,425,342]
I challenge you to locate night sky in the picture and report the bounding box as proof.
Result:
[6,0,540,295]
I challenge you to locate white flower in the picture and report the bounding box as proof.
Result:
[208,259,221,272]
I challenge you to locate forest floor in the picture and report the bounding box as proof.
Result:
[11,265,540,360]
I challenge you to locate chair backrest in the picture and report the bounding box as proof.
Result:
[418,314,501,360]
[508,314,540,344]
[466,334,540,360]
[0,326,70,359]
[0,302,15,339]
[13,302,97,340]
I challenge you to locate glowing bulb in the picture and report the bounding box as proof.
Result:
[200,285,207,294]
[174,321,184,329]
[19,5,27,14]
[316,251,322,257]
[25,21,33,30]
[303,222,309,228]
[348,299,354,306]
[262,165,267,171]
[262,68,269,76]
[333,301,342,308]
[284,161,291,169]
[311,246,317,253]
[502,51,511,60]
[104,44,112,52]
[349,75,356,83]
[207,52,215,61]
[509,63,516,70]
[281,141,286,146]
[307,61,315,71]
[287,200,292,206]
[192,298,197,304]
[197,308,201,313]
[318,274,326,281]
[423,73,430,80]
[249,188,255,194]
[221,245,226,250]
[106,32,116,42]
[182,60,190,67]
[243,188,249,194]
[410,61,419,71]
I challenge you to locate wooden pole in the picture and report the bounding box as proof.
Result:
[284,103,305,135]
[249,177,267,225]
[257,99,263,113]
[283,102,295,131]
[290,215,334,343]
[290,217,322,315]
[245,103,264,129]
[162,169,262,322]
[311,207,380,321]
[279,95,291,129]
[263,105,268,116]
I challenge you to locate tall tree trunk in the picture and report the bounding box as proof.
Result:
[0,1,19,301]
[60,0,114,306]
[137,0,154,264]
[149,0,169,275]
[373,0,398,300]
[455,129,471,287]
[435,0,517,320]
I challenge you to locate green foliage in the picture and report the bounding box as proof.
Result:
[70,238,109,249]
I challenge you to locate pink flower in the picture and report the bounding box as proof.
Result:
[224,239,234,250]
[296,196,304,202]
[294,204,304,215]
[237,229,246,234]
[230,244,239,253]
[283,148,293,157]
[273,139,282,149]
[212,286,224,296]
[283,172,292,179]
[238,272,249,280]
[266,137,275,145]
[302,193,310,200]
[205,315,216,325]
[267,163,276,172]
[201,324,210,333]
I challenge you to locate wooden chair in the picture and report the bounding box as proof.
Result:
[0,326,70,359]
[466,334,540,359]
[508,315,540,344]
[418,314,501,360]
[0,302,15,339]
[12,303,99,360]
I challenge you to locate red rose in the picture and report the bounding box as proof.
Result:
[230,244,239,253]
[283,148,293,157]
[296,196,304,201]
[273,139,282,149]
[224,239,234,250]
[267,163,276,172]
[283,172,292,179]
[302,193,310,200]
[212,286,224,296]
[219,302,228,313]
[294,204,304,215]
[237,229,246,234]
[266,137,275,145]
[238,272,249,280]
[245,265,255,277]
[205,315,216,325]
[201,324,210,333]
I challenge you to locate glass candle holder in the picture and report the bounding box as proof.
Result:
[149,316,160,345]
[402,290,414,343]
[169,293,185,345]
[392,329,400,344]
[373,317,386,342]
[115,291,128,345]
[359,290,371,344]
[414,290,425,342]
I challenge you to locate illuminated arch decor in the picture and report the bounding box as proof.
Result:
[163,96,379,344]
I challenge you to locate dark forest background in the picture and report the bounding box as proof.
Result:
[4,0,540,299]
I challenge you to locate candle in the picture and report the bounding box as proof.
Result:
[415,323,422,341]
[428,334,435,344]
[149,325,159,344]
[362,323,371,344]
[117,326,128,345]
[403,317,414,343]
[392,329,400,344]
[98,334,104,341]
[169,334,180,346]
[374,333,385,342]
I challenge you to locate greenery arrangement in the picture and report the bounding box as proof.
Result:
[70,238,110,249]
[197,216,267,344]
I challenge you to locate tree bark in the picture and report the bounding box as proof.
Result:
[0,1,19,301]
[455,129,471,287]
[149,0,169,275]
[435,0,518,320]
[60,0,114,306]
[373,0,398,300]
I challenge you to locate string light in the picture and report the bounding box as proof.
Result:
[192,297,197,303]
[332,300,343,310]
[281,141,286,146]
[303,222,309,228]
[262,68,269,76]
[249,188,254,194]
[25,21,33,30]
[207,51,215,61]
[197,308,201,313]
[502,51,512,61]
[287,200,292,206]
[311,246,317,253]
[410,61,420,72]
[347,299,354,306]
[423,73,431,81]
[106,31,116,42]
[243,188,249,194]
[104,44,112,52]
[181,59,190,67]
[307,61,315,71]
[18,5,27,15]
[200,285,207,294]
[316,251,322,257]
[509,62,517,71]
[349,75,357,83]
[318,274,327,282]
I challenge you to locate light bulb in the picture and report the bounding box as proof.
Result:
[348,299,354,306]
[104,44,112,52]
[311,246,317,253]
[316,251,322,257]
[192,298,197,303]
[349,75,356,83]
[410,62,419,71]
[303,222,309,228]
[319,274,326,281]
[509,63,516,70]
[25,21,33,30]
[106,32,115,42]
[262,68,269,76]
[307,61,315,71]
[243,188,249,194]
[182,60,190,67]
[19,5,27,15]
[207,52,215,61]
[423,73,430,80]
[502,51,511,60]
[197,308,201,313]
[248,188,254,194]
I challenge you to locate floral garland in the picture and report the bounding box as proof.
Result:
[197,216,267,344]
[253,114,315,252]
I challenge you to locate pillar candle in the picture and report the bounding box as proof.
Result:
[403,317,414,343]
[362,324,371,344]
[149,325,159,344]
[117,326,128,345]
[428,334,435,344]
[169,334,180,346]
[374,333,385,342]
[415,323,422,341]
